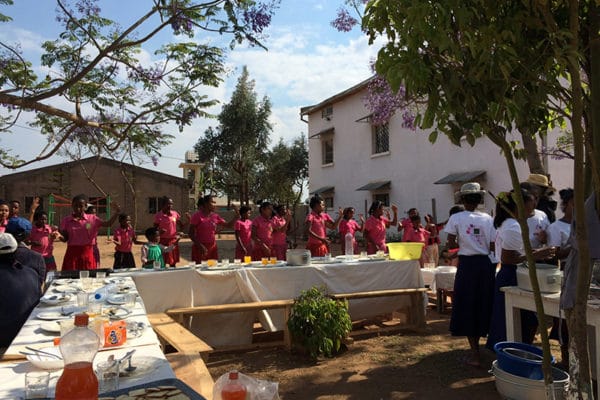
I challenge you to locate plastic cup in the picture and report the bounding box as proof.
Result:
[124,293,136,309]
[96,271,107,280]
[234,259,242,265]
[360,251,368,259]
[269,257,277,264]
[81,277,93,291]
[221,259,230,267]
[25,371,49,399]
[76,292,89,308]
[79,270,90,280]
[96,360,119,394]
[261,257,268,265]
[207,259,217,267]
[243,256,252,264]
[424,262,436,269]
[87,302,103,318]
[153,260,161,270]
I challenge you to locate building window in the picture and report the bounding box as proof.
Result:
[148,197,160,214]
[88,197,108,214]
[321,106,333,119]
[373,193,390,207]
[322,134,334,165]
[372,123,389,154]
[323,196,334,209]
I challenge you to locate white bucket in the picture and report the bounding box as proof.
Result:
[491,360,568,400]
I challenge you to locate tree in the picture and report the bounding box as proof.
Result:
[194,66,272,205]
[0,0,278,169]
[363,1,599,398]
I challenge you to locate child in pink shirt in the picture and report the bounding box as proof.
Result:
[29,210,61,271]
[338,207,364,255]
[234,206,253,259]
[305,195,343,257]
[364,201,398,254]
[272,205,291,260]
[111,213,142,269]
[251,202,274,260]
[153,196,188,267]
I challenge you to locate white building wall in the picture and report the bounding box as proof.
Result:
[305,84,574,223]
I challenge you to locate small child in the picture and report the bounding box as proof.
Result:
[29,210,62,272]
[141,227,179,269]
[111,213,142,269]
[234,206,253,259]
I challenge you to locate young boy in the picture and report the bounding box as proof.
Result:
[141,227,179,269]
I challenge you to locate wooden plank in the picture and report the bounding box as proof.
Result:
[167,299,295,316]
[147,313,213,360]
[331,288,428,300]
[165,352,214,400]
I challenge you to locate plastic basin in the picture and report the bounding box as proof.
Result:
[493,341,554,380]
[387,242,424,260]
[491,360,568,400]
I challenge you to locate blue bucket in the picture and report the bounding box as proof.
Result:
[493,342,554,380]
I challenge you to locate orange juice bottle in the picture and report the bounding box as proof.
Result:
[221,371,247,400]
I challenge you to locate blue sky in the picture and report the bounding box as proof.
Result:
[0,0,379,177]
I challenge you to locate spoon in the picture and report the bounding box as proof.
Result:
[125,357,137,373]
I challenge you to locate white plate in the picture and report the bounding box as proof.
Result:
[104,277,127,285]
[37,311,70,321]
[40,294,72,305]
[53,285,80,294]
[40,321,62,334]
[26,346,64,370]
[106,294,127,305]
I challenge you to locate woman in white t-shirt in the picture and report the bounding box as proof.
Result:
[443,183,496,368]
[547,188,574,264]
[486,189,556,350]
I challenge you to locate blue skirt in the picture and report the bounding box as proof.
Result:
[449,254,495,337]
[486,264,538,350]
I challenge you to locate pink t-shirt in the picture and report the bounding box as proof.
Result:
[271,215,287,246]
[306,211,333,245]
[252,216,273,246]
[234,219,253,246]
[30,224,54,257]
[113,226,135,252]
[339,219,360,237]
[190,210,225,244]
[60,213,102,246]
[364,215,389,249]
[153,210,180,239]
[402,225,430,245]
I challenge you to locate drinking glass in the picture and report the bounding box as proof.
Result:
[153,260,161,270]
[243,255,252,264]
[79,270,90,280]
[261,257,269,265]
[124,293,137,309]
[221,259,230,267]
[269,257,277,265]
[96,360,119,393]
[25,371,49,399]
[76,292,90,308]
[234,259,242,265]
[96,271,107,280]
[207,259,217,267]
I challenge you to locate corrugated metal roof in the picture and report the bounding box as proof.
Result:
[356,180,391,191]
[310,186,335,195]
[308,127,334,139]
[434,170,486,184]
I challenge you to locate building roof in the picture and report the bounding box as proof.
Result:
[356,180,391,191]
[434,170,486,184]
[0,156,188,184]
[300,76,375,117]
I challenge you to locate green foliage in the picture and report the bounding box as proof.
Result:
[287,286,352,359]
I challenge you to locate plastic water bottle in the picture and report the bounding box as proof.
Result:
[93,287,107,302]
[345,232,354,261]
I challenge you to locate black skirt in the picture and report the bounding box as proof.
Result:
[449,254,495,337]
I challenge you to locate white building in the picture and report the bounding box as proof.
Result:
[300,78,573,223]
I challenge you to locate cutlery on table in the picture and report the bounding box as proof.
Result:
[23,347,63,359]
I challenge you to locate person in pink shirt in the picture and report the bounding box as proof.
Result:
[272,204,292,260]
[364,201,398,254]
[59,194,120,271]
[339,207,364,255]
[402,214,430,266]
[189,194,238,262]
[397,207,419,237]
[111,213,143,269]
[0,200,9,233]
[153,196,189,267]
[251,202,274,260]
[305,195,343,257]
[234,205,253,259]
[29,210,62,272]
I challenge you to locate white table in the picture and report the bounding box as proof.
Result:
[131,259,424,347]
[502,286,600,384]
[0,277,175,399]
[421,266,456,312]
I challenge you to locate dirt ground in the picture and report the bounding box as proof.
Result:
[49,237,523,399]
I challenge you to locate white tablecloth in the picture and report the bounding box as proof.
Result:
[420,266,456,291]
[132,260,424,347]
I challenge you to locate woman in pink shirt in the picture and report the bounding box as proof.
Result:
[0,200,9,233]
[29,210,61,272]
[402,214,430,266]
[305,195,343,257]
[112,213,142,269]
[338,207,364,255]
[153,197,188,267]
[234,206,253,259]
[364,201,398,255]
[59,194,120,271]
[251,202,274,260]
[272,204,292,260]
[189,195,238,262]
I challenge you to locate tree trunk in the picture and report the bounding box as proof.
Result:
[521,132,546,174]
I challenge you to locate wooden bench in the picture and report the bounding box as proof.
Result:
[147,313,215,400]
[166,300,296,350]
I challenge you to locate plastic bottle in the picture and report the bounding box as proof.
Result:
[221,370,247,400]
[345,232,354,261]
[93,287,107,302]
[55,313,100,400]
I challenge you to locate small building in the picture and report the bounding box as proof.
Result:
[300,78,573,222]
[0,156,190,231]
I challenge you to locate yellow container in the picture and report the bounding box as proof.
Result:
[387,242,424,260]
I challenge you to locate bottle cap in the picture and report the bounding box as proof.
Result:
[228,370,239,380]
[74,313,89,327]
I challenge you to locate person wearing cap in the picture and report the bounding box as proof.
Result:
[522,173,557,223]
[0,232,44,349]
[6,216,47,280]
[443,182,496,367]
[519,177,552,249]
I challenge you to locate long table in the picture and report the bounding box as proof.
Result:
[131,259,424,347]
[502,286,600,383]
[0,277,175,399]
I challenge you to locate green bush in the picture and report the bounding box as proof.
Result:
[287,286,352,358]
